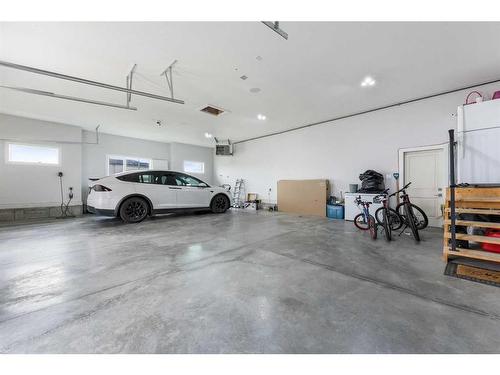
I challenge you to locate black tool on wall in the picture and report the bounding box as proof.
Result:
[57,171,75,218]
[448,129,457,252]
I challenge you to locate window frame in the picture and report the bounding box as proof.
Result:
[183,160,205,175]
[5,142,61,166]
[106,155,152,175]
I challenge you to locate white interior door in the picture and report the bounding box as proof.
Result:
[403,148,446,227]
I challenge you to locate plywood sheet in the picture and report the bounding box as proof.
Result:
[277,179,329,217]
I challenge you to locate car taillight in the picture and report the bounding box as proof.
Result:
[92,185,112,192]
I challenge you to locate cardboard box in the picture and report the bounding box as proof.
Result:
[277,179,329,217]
[247,193,258,201]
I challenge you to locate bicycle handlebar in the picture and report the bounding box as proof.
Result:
[390,181,412,196]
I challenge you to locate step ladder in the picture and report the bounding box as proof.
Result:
[232,179,244,208]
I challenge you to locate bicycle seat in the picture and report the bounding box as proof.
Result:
[373,189,388,203]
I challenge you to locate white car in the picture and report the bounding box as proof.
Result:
[87,170,233,223]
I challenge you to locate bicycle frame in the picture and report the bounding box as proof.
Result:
[354,196,371,223]
[392,182,424,239]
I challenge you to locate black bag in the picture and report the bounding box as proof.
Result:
[358,169,385,193]
[359,170,384,182]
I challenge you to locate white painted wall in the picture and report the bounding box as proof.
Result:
[0,113,82,208]
[214,83,500,203]
[169,142,214,185]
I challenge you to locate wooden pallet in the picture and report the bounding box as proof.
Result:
[443,187,500,263]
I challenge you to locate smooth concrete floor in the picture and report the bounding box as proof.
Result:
[0,209,499,353]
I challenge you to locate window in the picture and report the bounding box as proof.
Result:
[183,160,204,174]
[116,172,166,184]
[7,143,60,165]
[155,173,178,186]
[138,172,155,184]
[117,173,139,183]
[107,155,151,175]
[175,173,208,187]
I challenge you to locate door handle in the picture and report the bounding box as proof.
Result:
[169,187,181,190]
[434,193,442,197]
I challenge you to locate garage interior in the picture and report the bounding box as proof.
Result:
[1,22,500,354]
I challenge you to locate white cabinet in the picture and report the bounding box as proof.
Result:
[344,193,384,221]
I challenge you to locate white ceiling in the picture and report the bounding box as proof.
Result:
[1,22,500,146]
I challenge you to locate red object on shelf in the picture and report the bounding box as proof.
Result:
[481,230,500,254]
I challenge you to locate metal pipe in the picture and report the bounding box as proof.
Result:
[449,129,457,253]
[0,60,184,105]
[235,77,500,144]
[0,85,137,110]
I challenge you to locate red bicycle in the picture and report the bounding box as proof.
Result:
[353,196,378,240]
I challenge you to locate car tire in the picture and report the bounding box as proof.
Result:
[119,197,149,223]
[210,194,230,213]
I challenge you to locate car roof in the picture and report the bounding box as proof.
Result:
[113,169,184,176]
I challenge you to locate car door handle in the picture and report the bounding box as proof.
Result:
[168,187,182,190]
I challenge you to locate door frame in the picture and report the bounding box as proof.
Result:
[398,143,449,227]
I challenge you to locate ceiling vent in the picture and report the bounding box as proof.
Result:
[200,105,225,116]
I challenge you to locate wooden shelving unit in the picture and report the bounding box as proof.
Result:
[443,187,500,263]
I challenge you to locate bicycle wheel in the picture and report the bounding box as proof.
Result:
[382,208,392,241]
[396,203,428,230]
[368,216,378,240]
[354,213,370,230]
[404,203,420,242]
[375,207,403,230]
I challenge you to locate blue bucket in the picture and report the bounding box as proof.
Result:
[327,204,344,219]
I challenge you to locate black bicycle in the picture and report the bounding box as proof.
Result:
[373,189,401,241]
[375,182,428,241]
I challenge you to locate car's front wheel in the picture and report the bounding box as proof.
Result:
[210,194,230,213]
[119,197,149,223]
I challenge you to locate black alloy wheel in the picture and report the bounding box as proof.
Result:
[211,194,230,213]
[120,197,148,223]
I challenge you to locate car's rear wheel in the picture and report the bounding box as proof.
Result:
[119,197,149,223]
[211,194,230,213]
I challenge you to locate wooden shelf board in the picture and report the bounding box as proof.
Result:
[444,208,500,215]
[444,220,500,229]
[443,247,500,263]
[455,198,500,203]
[445,232,500,245]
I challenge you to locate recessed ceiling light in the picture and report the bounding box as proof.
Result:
[256,55,263,61]
[204,132,213,138]
[361,76,376,87]
[257,114,266,120]
[250,87,261,93]
[240,75,248,80]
